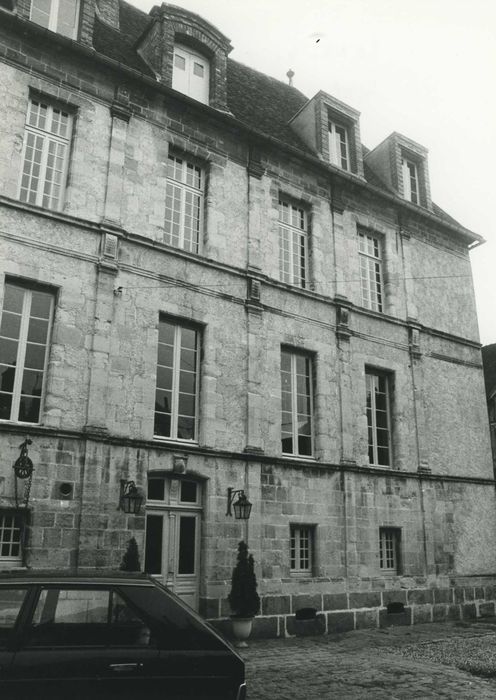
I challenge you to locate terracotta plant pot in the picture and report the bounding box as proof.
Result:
[231,617,253,647]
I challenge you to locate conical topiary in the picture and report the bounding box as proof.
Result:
[228,540,260,618]
[120,536,141,572]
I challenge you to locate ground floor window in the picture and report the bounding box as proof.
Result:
[290,525,314,575]
[0,510,26,567]
[379,527,401,574]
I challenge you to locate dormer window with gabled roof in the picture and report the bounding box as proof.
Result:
[173,44,210,105]
[289,91,364,178]
[30,0,79,38]
[136,3,232,111]
[364,133,432,210]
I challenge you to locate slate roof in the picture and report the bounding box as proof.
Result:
[90,0,470,236]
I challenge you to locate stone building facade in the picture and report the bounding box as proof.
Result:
[0,0,495,638]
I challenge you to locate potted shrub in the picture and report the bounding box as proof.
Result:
[228,541,260,646]
[120,537,141,572]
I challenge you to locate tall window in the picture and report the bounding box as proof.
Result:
[402,157,419,204]
[0,511,24,567]
[0,282,54,424]
[278,198,308,288]
[328,120,349,170]
[358,232,383,312]
[30,0,79,38]
[19,98,73,211]
[366,370,392,466]
[154,320,199,441]
[281,350,313,457]
[290,525,314,575]
[379,527,401,573]
[164,154,204,254]
[172,44,210,104]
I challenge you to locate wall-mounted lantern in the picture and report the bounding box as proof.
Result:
[13,438,34,508]
[119,480,143,515]
[226,488,252,520]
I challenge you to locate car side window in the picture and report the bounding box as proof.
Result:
[0,588,27,647]
[29,588,110,646]
[27,587,153,648]
[109,592,152,646]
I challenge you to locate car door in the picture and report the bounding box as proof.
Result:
[121,583,245,700]
[0,586,28,690]
[10,585,160,700]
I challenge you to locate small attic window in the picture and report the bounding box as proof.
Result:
[172,44,210,105]
[401,155,420,204]
[329,119,350,171]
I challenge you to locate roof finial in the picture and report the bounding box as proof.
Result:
[286,69,295,87]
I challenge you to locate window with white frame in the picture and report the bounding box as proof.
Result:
[379,527,401,573]
[0,282,54,424]
[164,154,204,254]
[281,349,313,457]
[154,319,200,441]
[358,231,383,312]
[278,198,308,288]
[290,525,314,574]
[19,98,73,211]
[0,511,24,567]
[401,157,419,204]
[328,120,349,170]
[172,44,210,104]
[30,0,79,38]
[366,369,392,466]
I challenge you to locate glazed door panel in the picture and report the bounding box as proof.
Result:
[145,510,201,611]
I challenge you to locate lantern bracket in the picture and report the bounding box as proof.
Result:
[119,480,143,515]
[226,488,252,519]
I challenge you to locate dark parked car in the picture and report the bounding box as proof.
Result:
[0,571,246,700]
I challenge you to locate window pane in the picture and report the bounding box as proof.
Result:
[154,411,171,438]
[27,318,49,344]
[0,312,21,340]
[177,416,194,440]
[3,285,24,313]
[30,291,52,319]
[180,481,197,503]
[21,368,44,396]
[18,395,41,423]
[0,365,16,393]
[110,593,151,647]
[0,393,13,420]
[178,517,196,574]
[24,343,46,370]
[147,478,165,501]
[144,515,163,575]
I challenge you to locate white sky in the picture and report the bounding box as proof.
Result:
[132,0,496,345]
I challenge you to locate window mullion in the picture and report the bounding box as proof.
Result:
[291,354,298,454]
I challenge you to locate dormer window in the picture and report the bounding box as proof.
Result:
[329,120,350,170]
[30,0,79,38]
[402,157,419,204]
[172,45,210,105]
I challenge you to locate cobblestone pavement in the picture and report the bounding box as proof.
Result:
[241,622,496,699]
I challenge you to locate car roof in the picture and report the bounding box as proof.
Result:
[0,570,155,586]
